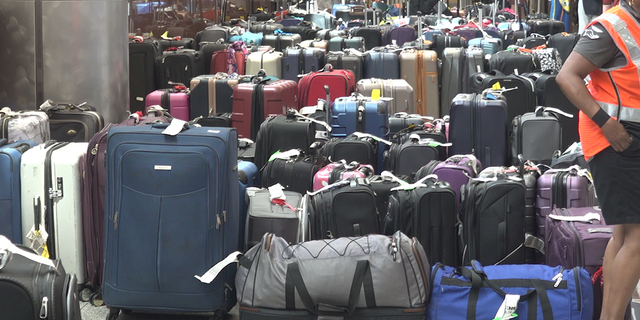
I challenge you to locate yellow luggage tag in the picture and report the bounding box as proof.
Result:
[371,89,381,101]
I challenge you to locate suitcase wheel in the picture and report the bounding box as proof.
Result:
[106,308,119,320]
[79,288,92,302]
[89,291,105,307]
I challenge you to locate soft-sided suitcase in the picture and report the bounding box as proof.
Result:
[356,79,415,114]
[536,167,596,239]
[383,26,417,47]
[145,88,191,121]
[488,50,540,76]
[0,109,50,144]
[158,38,195,52]
[510,108,564,165]
[385,134,441,178]
[429,261,594,320]
[316,29,347,41]
[260,151,321,195]
[0,140,37,244]
[263,34,303,52]
[0,238,81,320]
[194,26,229,49]
[232,79,298,139]
[155,49,204,89]
[548,32,580,65]
[384,176,458,267]
[313,161,375,190]
[441,47,464,117]
[103,125,239,317]
[388,113,426,136]
[189,75,238,118]
[248,23,283,35]
[297,65,356,109]
[324,51,364,82]
[39,101,104,142]
[399,49,439,116]
[210,49,246,75]
[526,19,566,35]
[363,48,400,79]
[449,93,509,167]
[245,187,304,249]
[129,40,160,113]
[282,25,318,41]
[236,232,430,319]
[352,26,383,50]
[468,71,537,125]
[21,142,88,286]
[245,50,284,78]
[281,47,326,82]
[369,174,403,230]
[461,175,527,265]
[320,134,380,170]
[328,36,366,52]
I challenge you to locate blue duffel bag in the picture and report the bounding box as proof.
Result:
[428,260,593,320]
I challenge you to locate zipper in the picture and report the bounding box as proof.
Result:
[412,237,429,301]
[356,99,366,132]
[607,72,622,120]
[516,115,523,155]
[49,119,89,141]
[471,94,478,157]
[563,208,584,268]
[560,171,569,208]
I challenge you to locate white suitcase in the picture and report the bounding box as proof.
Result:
[246,50,283,78]
[0,108,50,143]
[21,142,87,284]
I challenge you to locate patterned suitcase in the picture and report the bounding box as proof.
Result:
[0,109,50,144]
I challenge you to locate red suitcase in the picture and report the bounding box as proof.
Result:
[297,64,356,108]
[210,49,246,75]
[232,79,298,139]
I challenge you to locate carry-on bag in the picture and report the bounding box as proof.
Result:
[429,261,594,320]
[431,34,467,59]
[488,50,540,76]
[200,41,231,74]
[145,86,191,121]
[245,50,283,78]
[384,134,443,177]
[388,113,426,136]
[313,160,375,190]
[260,149,322,194]
[281,47,326,82]
[468,71,537,124]
[324,50,364,82]
[245,187,304,249]
[155,49,205,89]
[0,108,50,144]
[263,33,303,52]
[236,232,430,319]
[383,25,417,47]
[103,125,239,317]
[363,47,401,79]
[39,100,104,142]
[441,47,465,117]
[210,48,246,75]
[194,26,230,49]
[352,26,383,50]
[328,36,366,52]
[399,48,439,116]
[510,107,570,165]
[298,64,356,109]
[129,40,160,113]
[0,236,81,320]
[189,74,238,119]
[320,133,380,171]
[526,19,566,35]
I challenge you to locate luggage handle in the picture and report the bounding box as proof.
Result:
[285,260,373,315]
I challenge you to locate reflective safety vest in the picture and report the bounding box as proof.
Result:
[580,5,640,159]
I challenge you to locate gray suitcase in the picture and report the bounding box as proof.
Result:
[328,36,366,52]
[510,107,564,165]
[356,79,415,114]
[263,34,303,52]
[363,48,400,79]
[399,49,439,116]
[246,50,284,78]
[441,47,464,117]
[462,47,485,93]
[245,187,304,250]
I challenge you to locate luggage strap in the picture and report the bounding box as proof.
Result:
[285,260,376,313]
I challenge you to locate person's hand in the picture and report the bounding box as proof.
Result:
[601,118,632,152]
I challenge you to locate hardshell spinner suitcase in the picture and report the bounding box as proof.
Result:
[441,47,464,117]
[462,47,485,94]
[145,89,191,121]
[432,34,466,60]
[103,125,239,315]
[364,49,400,79]
[21,142,88,285]
[399,49,439,116]
[0,109,50,144]
[236,232,430,319]
[328,36,366,52]
[324,52,364,82]
[449,93,509,167]
[39,102,104,142]
[0,140,37,244]
[281,47,326,82]
[155,49,205,89]
[297,65,356,109]
[353,26,383,50]
[263,34,303,52]
[356,79,415,114]
[245,188,304,249]
[129,40,160,113]
[245,50,284,78]
[189,75,238,118]
[0,241,81,320]
[384,177,458,266]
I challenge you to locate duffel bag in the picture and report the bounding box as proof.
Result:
[236,232,430,319]
[429,260,594,320]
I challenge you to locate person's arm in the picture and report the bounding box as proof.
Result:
[556,51,632,151]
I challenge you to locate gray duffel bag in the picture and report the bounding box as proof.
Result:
[235,231,430,319]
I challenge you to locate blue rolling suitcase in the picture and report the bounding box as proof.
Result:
[281,47,326,82]
[0,140,37,244]
[103,124,239,318]
[363,49,400,79]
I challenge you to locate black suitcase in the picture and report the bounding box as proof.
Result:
[517,34,548,49]
[468,70,537,124]
[432,34,466,59]
[307,177,379,239]
[260,152,321,194]
[282,25,318,41]
[263,34,303,52]
[368,175,403,232]
[158,38,195,52]
[0,243,81,320]
[384,134,440,178]
[510,108,562,165]
[384,177,459,267]
[547,32,580,65]
[249,22,283,34]
[352,26,383,50]
[129,40,160,113]
[320,134,380,172]
[200,41,230,74]
[316,29,347,41]
[325,51,364,82]
[526,19,565,35]
[488,50,540,75]
[194,113,233,127]
[461,175,527,265]
[155,49,204,89]
[39,101,104,142]
[194,26,229,49]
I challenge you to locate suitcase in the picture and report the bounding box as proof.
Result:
[0,140,37,244]
[429,262,594,320]
[385,133,442,178]
[245,187,304,249]
[210,49,246,75]
[298,65,356,109]
[0,240,81,320]
[369,174,403,231]
[299,39,329,52]
[0,109,50,144]
[103,125,239,317]
[316,29,347,41]
[461,175,527,265]
[510,108,563,165]
[468,71,537,125]
[536,167,597,239]
[461,47,485,93]
[313,160,375,190]
[388,113,426,136]
[263,34,303,52]
[526,19,566,35]
[545,207,611,275]
[145,88,190,121]
[158,38,195,52]
[39,101,104,142]
[324,51,364,82]
[260,151,321,195]
[449,93,509,167]
[352,26,383,50]
[236,232,430,319]
[356,79,415,114]
[200,41,230,74]
[328,36,366,52]
[383,25,417,47]
[303,13,334,30]
[129,40,160,114]
[547,32,580,65]
[281,25,318,42]
[488,50,540,76]
[21,142,88,285]
[281,47,326,82]
[363,48,400,79]
[432,34,466,60]
[248,23,284,34]
[306,178,379,239]
[498,29,517,49]
[467,37,501,54]
[232,79,298,139]
[441,47,464,117]
[384,176,458,267]
[245,50,284,78]
[320,135,380,172]
[517,33,548,48]
[280,18,302,27]
[189,75,238,118]
[155,49,205,89]
[399,49,439,116]
[194,26,229,49]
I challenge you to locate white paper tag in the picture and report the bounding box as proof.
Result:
[0,235,56,269]
[195,251,242,284]
[549,212,601,223]
[268,183,286,201]
[494,294,520,320]
[162,118,188,136]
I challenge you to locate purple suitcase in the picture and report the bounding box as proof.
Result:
[145,89,190,121]
[383,26,416,46]
[536,168,597,239]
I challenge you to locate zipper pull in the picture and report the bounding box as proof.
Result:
[90,143,99,155]
[216,214,221,230]
[390,236,398,261]
[552,269,564,288]
[39,296,48,319]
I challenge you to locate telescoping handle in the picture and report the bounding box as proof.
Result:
[324,85,331,125]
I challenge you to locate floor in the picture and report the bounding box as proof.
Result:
[81,302,239,320]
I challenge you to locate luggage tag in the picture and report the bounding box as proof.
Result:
[0,235,56,270]
[493,294,520,320]
[548,211,601,223]
[195,251,243,284]
[352,132,392,146]
[162,118,188,136]
[26,225,49,258]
